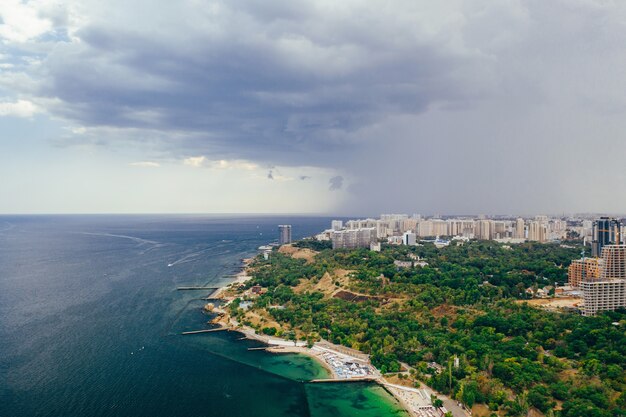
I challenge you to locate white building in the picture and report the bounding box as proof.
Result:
[402,231,416,246]
[331,220,343,231]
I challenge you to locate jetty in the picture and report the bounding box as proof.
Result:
[181,328,228,335]
[176,286,219,291]
[309,377,377,383]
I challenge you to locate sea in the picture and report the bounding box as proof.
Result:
[0,215,408,417]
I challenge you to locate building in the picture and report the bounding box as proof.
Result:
[331,220,343,231]
[401,218,418,234]
[331,228,377,249]
[592,217,622,257]
[528,221,547,242]
[417,220,434,237]
[491,221,508,239]
[278,225,292,245]
[402,231,416,246]
[568,257,601,288]
[394,260,413,269]
[476,220,491,240]
[581,245,626,316]
[601,244,626,279]
[431,219,448,236]
[515,218,525,239]
[370,242,381,252]
[581,279,626,316]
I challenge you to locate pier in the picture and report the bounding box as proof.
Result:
[181,328,229,335]
[176,287,219,291]
[310,377,377,383]
[247,346,270,351]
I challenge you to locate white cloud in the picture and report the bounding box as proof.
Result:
[0,99,39,117]
[129,161,160,167]
[0,0,54,43]
[210,159,259,170]
[183,156,261,171]
[183,156,206,167]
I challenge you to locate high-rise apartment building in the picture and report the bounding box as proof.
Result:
[476,220,491,240]
[492,221,507,239]
[432,220,448,237]
[278,225,292,245]
[600,244,626,279]
[402,218,418,234]
[331,228,377,249]
[591,217,622,257]
[417,220,434,237]
[581,245,626,316]
[528,221,547,242]
[515,218,525,239]
[581,279,626,316]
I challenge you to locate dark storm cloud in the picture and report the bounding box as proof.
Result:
[6,0,626,214]
[35,0,486,167]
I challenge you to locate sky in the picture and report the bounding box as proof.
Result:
[1,0,626,216]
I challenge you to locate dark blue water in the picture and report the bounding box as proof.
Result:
[0,215,406,417]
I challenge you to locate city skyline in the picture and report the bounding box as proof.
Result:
[2,1,626,214]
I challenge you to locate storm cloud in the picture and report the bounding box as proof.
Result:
[2,0,626,214]
[31,0,486,166]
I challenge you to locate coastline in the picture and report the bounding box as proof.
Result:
[211,258,417,416]
[210,255,458,417]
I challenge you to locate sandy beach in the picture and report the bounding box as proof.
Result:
[266,344,337,378]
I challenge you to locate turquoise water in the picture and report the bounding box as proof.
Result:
[0,215,407,417]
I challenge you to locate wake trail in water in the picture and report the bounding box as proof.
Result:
[76,232,169,256]
[77,232,160,246]
[166,241,237,267]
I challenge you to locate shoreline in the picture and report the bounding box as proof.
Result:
[211,254,454,417]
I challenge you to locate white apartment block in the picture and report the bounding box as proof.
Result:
[581,279,626,316]
[331,228,377,250]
